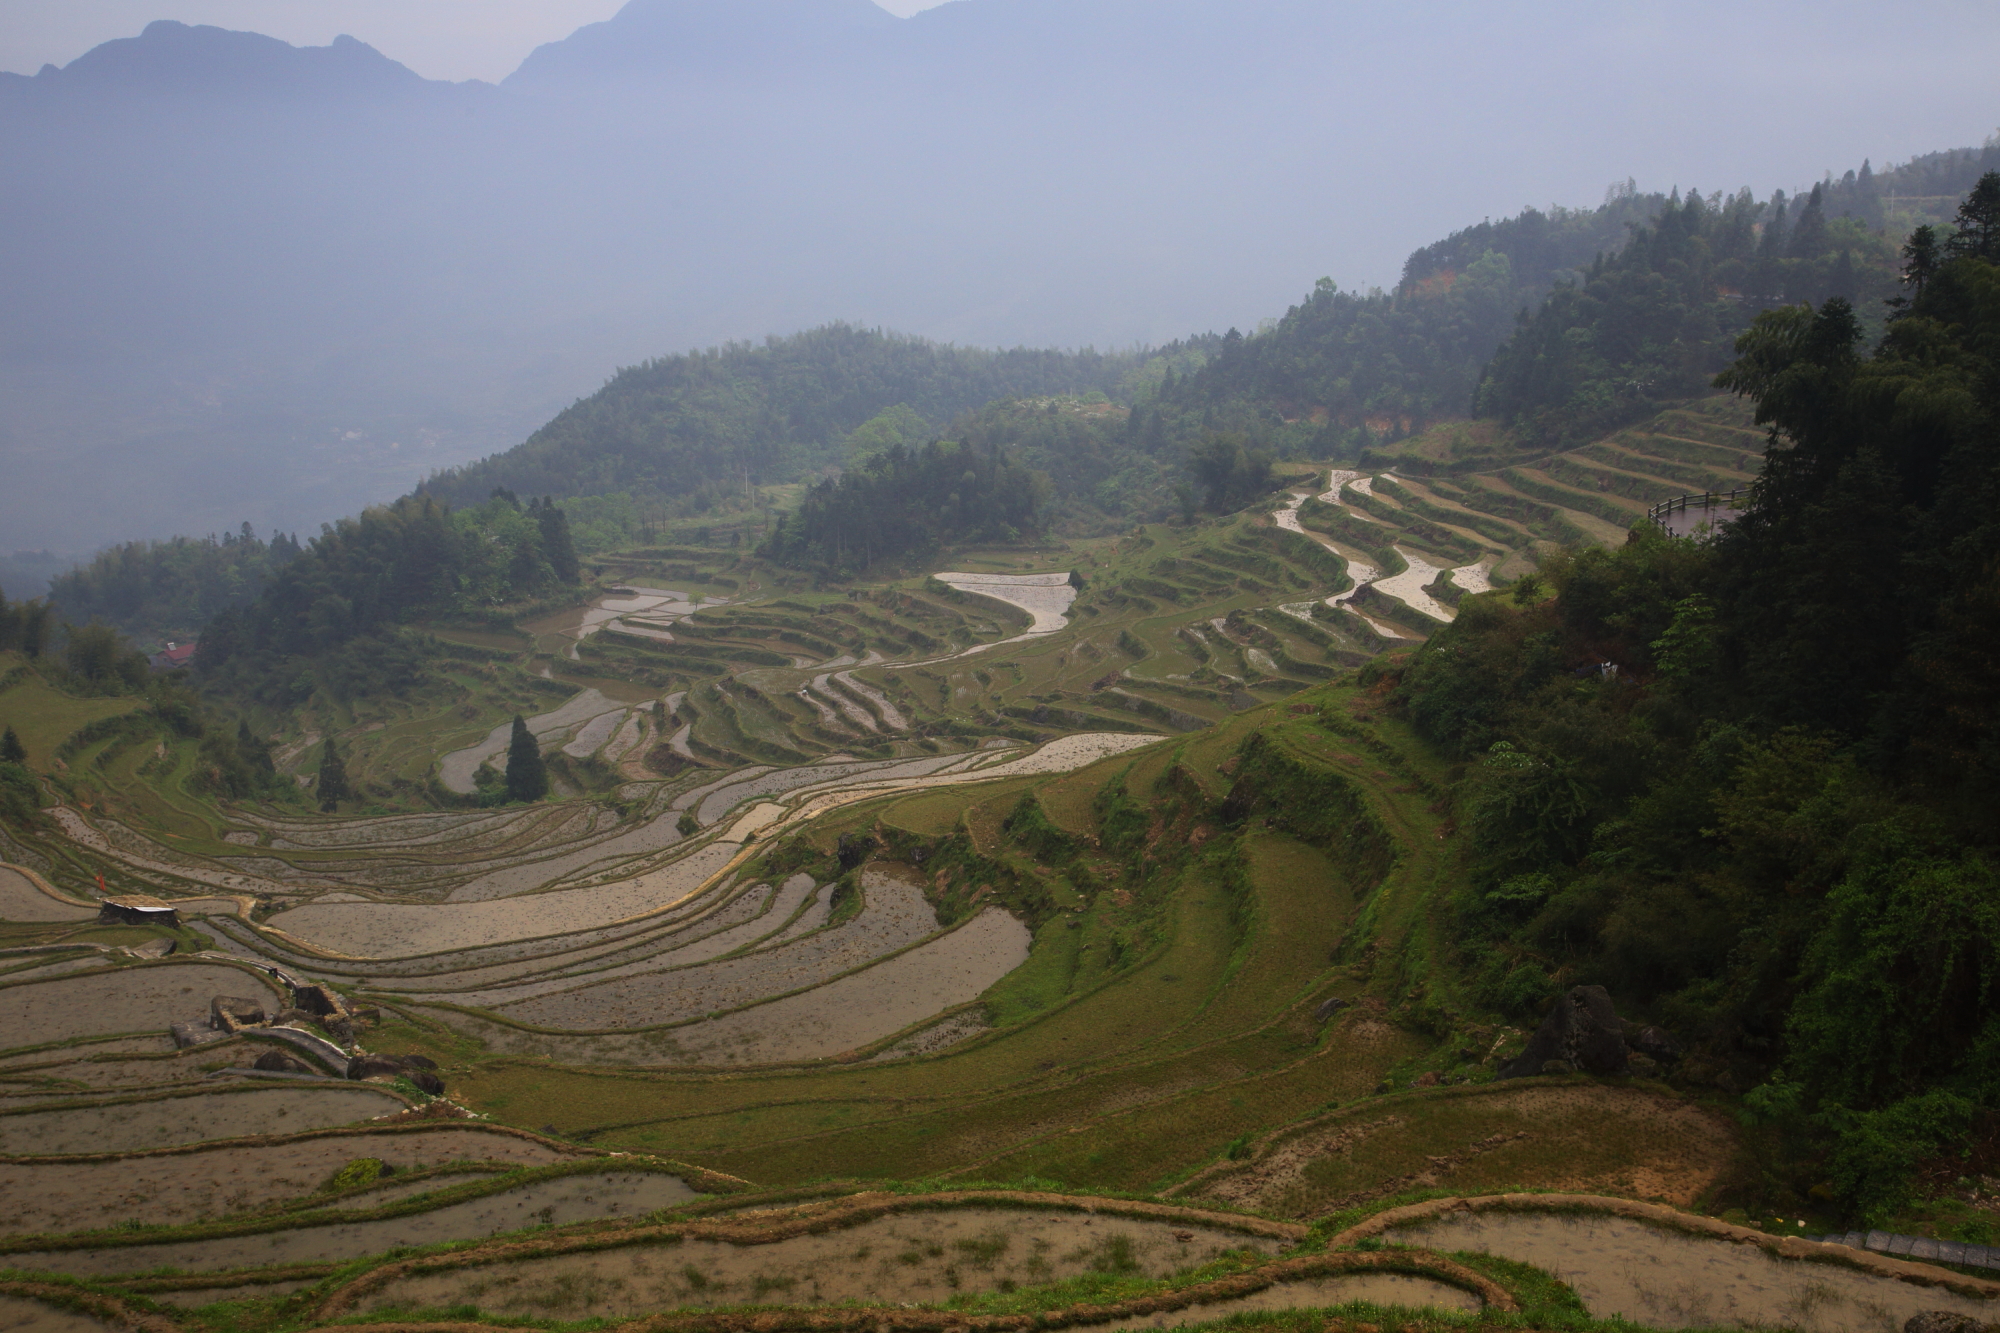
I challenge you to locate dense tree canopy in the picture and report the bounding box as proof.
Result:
[761,439,1052,571]
[48,526,302,642]
[196,492,580,703]
[422,325,1141,514]
[1394,179,2000,1220]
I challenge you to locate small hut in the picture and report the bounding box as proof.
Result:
[97,894,181,927]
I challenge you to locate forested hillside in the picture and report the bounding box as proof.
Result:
[761,438,1054,570]
[1474,146,2000,448]
[1145,189,1669,449]
[420,326,1145,515]
[196,492,580,704]
[1395,175,2000,1218]
[47,526,302,645]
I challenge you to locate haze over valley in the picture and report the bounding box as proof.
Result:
[4,0,1997,554]
[2,6,2000,1333]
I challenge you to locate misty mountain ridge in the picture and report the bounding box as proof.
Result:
[4,0,1997,555]
[0,20,454,99]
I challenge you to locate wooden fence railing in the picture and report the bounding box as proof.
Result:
[1648,489,1750,531]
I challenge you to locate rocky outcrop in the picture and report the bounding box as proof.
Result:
[1906,1313,1990,1333]
[347,1051,445,1096]
[252,1049,315,1074]
[1497,985,1677,1079]
[169,1020,226,1049]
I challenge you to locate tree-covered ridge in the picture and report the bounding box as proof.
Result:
[421,324,1144,514]
[1146,190,1671,449]
[1473,146,2000,449]
[1394,178,2000,1219]
[761,439,1053,571]
[198,492,579,702]
[47,525,303,644]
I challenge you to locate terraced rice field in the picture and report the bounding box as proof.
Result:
[0,396,1827,1333]
[1389,1210,2000,1332]
[6,1170,698,1276]
[0,1124,586,1234]
[355,1206,1286,1317]
[0,1083,407,1154]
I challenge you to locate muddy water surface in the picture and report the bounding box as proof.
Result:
[1394,1212,2000,1333]
[8,1172,699,1277]
[0,867,95,922]
[1,963,282,1050]
[0,1126,579,1235]
[360,1207,1277,1319]
[268,840,739,956]
[0,1083,404,1155]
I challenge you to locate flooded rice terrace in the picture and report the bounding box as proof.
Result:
[8,1171,700,1277]
[358,1207,1285,1319]
[1391,1211,2000,1333]
[0,1125,582,1235]
[0,1083,407,1155]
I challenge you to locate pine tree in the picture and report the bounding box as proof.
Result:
[316,739,349,813]
[1788,183,1828,259]
[1945,170,2000,262]
[534,498,581,584]
[504,715,548,802]
[1,725,24,764]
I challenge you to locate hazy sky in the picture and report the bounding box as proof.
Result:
[2,0,957,83]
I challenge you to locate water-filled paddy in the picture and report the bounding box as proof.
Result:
[428,905,1031,1066]
[0,962,281,1051]
[356,1206,1278,1318]
[0,1125,581,1235]
[7,1171,699,1277]
[627,905,1029,1066]
[436,880,795,1012]
[0,866,95,922]
[0,1083,405,1155]
[439,689,629,794]
[267,840,740,957]
[493,873,939,1030]
[1391,1210,2000,1333]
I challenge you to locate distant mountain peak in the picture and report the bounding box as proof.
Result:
[31,20,434,97]
[506,0,899,91]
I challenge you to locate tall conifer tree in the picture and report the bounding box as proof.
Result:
[316,739,349,813]
[505,715,548,802]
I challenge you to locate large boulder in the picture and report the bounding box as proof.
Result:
[1498,985,1629,1078]
[169,1020,225,1049]
[346,1053,405,1082]
[1906,1314,1989,1333]
[209,995,267,1031]
[252,1049,315,1074]
[344,1052,445,1095]
[1629,1024,1682,1064]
